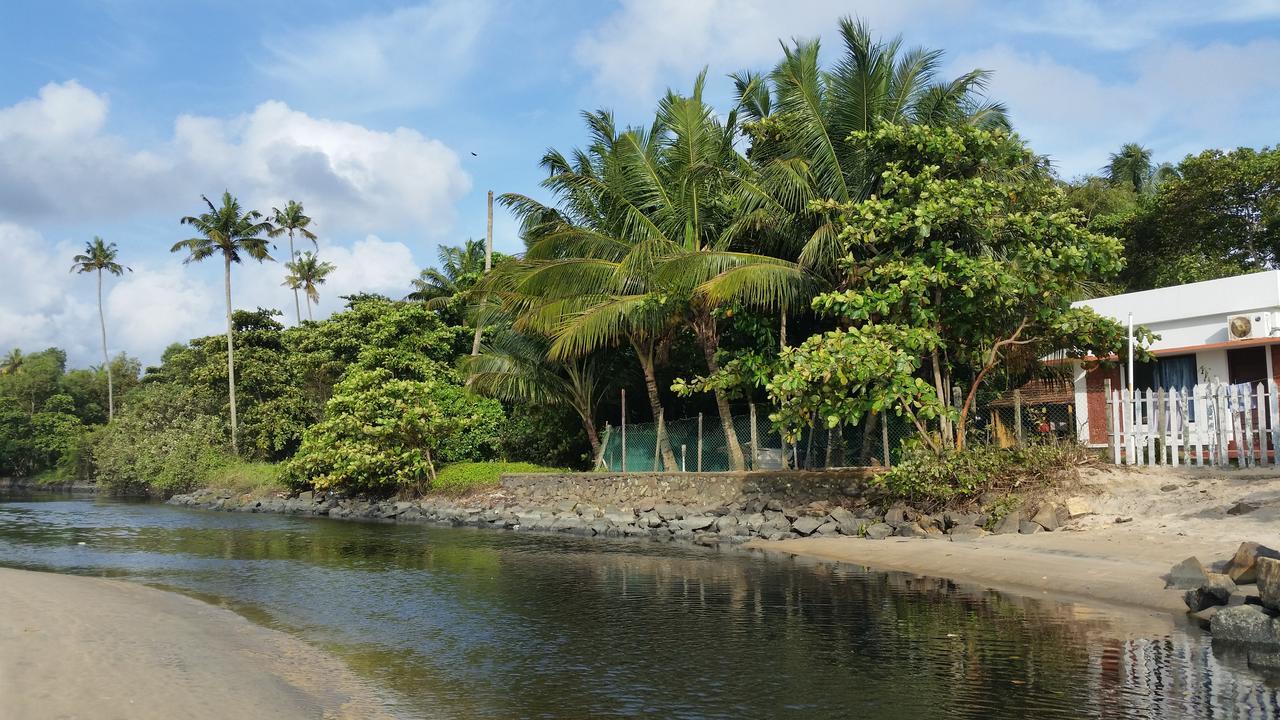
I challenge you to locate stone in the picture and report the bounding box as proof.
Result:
[814,521,841,536]
[948,525,988,541]
[1184,574,1238,612]
[741,513,766,532]
[1114,516,1133,524]
[1227,542,1280,584]
[1189,606,1220,630]
[713,515,739,534]
[943,511,981,529]
[655,504,687,521]
[676,516,715,532]
[1211,604,1280,645]
[1063,496,1093,519]
[1161,484,1179,492]
[1030,505,1061,532]
[1167,556,1211,590]
[884,507,909,525]
[896,523,928,538]
[1259,557,1280,612]
[791,516,824,536]
[864,523,895,540]
[1018,520,1043,535]
[1228,501,1260,516]
[992,513,1021,535]
[828,507,856,526]
[298,491,314,503]
[917,514,943,532]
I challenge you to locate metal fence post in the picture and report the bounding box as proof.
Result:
[697,413,703,473]
[681,444,687,472]
[620,389,627,473]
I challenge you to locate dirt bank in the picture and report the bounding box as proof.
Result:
[753,465,1280,617]
[0,568,395,720]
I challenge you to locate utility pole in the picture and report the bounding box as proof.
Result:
[471,190,494,356]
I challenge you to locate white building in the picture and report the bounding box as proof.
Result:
[1070,270,1280,446]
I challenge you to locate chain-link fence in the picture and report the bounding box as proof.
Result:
[595,407,916,471]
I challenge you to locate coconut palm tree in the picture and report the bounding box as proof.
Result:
[268,201,317,324]
[1,349,24,376]
[171,192,274,456]
[282,251,336,321]
[461,329,610,459]
[1104,143,1154,194]
[70,237,130,420]
[408,240,488,307]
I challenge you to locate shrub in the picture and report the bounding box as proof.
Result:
[432,461,564,496]
[872,439,1091,510]
[205,460,287,496]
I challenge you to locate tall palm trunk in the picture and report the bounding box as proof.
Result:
[306,294,314,322]
[223,255,239,456]
[693,313,746,471]
[630,337,677,470]
[288,229,301,325]
[97,269,114,421]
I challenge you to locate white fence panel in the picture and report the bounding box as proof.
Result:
[1106,381,1277,468]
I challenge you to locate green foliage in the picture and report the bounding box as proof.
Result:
[205,460,287,496]
[872,439,1089,510]
[431,461,564,496]
[496,403,594,470]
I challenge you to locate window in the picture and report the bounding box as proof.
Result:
[1132,353,1198,421]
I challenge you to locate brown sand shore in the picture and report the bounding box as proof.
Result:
[0,568,396,720]
[750,465,1280,618]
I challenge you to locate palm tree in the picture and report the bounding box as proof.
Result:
[268,201,317,324]
[1,349,23,376]
[408,240,488,307]
[1104,143,1154,193]
[283,252,336,321]
[461,329,610,459]
[171,192,274,455]
[70,237,130,420]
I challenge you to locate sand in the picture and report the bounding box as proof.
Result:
[0,568,396,720]
[751,465,1280,617]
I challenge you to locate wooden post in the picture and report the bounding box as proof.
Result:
[620,388,627,473]
[697,412,703,473]
[1155,387,1166,464]
[1104,379,1115,463]
[805,415,815,469]
[748,402,759,470]
[1110,386,1122,465]
[1013,389,1023,445]
[881,418,891,469]
[1270,380,1280,466]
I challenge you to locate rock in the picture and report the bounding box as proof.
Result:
[1063,496,1093,519]
[1114,516,1133,524]
[1031,505,1061,532]
[551,515,585,533]
[1258,557,1280,612]
[1167,556,1211,590]
[741,513,766,532]
[1184,574,1238,612]
[896,523,928,538]
[1227,542,1280,584]
[943,512,981,529]
[864,523,895,540]
[298,491,313,503]
[814,521,841,536]
[1189,605,1220,630]
[992,513,1021,535]
[676,516,715,532]
[828,507,856,526]
[655,504,687,521]
[948,525,988,541]
[1210,604,1280,644]
[1018,520,1043,535]
[917,514,943,532]
[1228,501,1259,516]
[884,507,909,525]
[791,516,824,536]
[1161,484,1179,492]
[713,515,739,534]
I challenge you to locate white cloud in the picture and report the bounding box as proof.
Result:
[259,0,493,113]
[0,81,471,234]
[0,224,98,362]
[573,0,963,105]
[1001,0,1280,51]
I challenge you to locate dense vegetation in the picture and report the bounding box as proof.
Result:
[2,16,1275,498]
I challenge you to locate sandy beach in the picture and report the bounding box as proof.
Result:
[0,568,395,720]
[752,465,1280,617]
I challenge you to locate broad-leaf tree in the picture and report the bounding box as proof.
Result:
[171,191,274,455]
[70,237,130,420]
[269,201,318,324]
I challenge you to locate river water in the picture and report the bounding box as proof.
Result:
[1,495,1278,719]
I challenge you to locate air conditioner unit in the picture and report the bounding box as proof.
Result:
[1227,313,1274,340]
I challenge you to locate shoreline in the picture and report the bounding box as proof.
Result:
[0,567,396,720]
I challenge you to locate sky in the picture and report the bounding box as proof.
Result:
[3,0,1279,366]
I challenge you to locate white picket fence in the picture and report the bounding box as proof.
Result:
[1105,380,1280,467]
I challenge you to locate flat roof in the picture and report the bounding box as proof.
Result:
[1073,270,1280,325]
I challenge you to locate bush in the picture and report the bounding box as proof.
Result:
[872,440,1091,510]
[205,460,287,496]
[432,461,564,496]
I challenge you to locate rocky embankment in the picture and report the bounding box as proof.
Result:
[1174,542,1280,670]
[167,471,1083,547]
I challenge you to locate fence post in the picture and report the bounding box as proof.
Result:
[620,389,627,473]
[697,412,703,473]
[1013,390,1024,445]
[596,422,611,470]
[881,418,891,469]
[681,444,687,472]
[749,402,759,470]
[1103,379,1114,462]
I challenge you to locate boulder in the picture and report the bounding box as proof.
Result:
[1210,604,1280,645]
[814,521,841,536]
[884,506,910,525]
[713,515,739,534]
[791,516,824,536]
[676,516,715,532]
[992,513,1022,535]
[948,525,988,541]
[864,523,895,540]
[1166,556,1211,590]
[1031,504,1061,532]
[1226,542,1280,584]
[1018,520,1043,535]
[943,511,982,529]
[1063,496,1093,519]
[1184,574,1238,612]
[828,507,857,526]
[1189,605,1220,630]
[1228,501,1260,516]
[1258,557,1280,612]
[896,523,928,538]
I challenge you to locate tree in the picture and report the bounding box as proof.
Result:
[283,252,336,321]
[171,191,274,456]
[408,240,489,306]
[269,201,318,324]
[70,237,130,420]
[1,349,23,375]
[1104,143,1153,194]
[769,124,1142,451]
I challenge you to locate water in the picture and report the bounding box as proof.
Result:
[1,495,1277,719]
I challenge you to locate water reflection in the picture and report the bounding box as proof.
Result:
[0,495,1275,719]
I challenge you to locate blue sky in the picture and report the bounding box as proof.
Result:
[3,0,1280,366]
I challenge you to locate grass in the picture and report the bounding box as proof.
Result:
[431,461,565,496]
[205,459,288,496]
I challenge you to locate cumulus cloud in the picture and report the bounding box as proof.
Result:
[0,81,471,234]
[259,0,493,113]
[0,224,97,362]
[1002,0,1280,51]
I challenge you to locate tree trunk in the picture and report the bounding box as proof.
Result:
[471,321,483,356]
[98,269,114,421]
[696,315,746,471]
[224,255,239,456]
[631,337,677,470]
[289,229,301,325]
[306,295,313,322]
